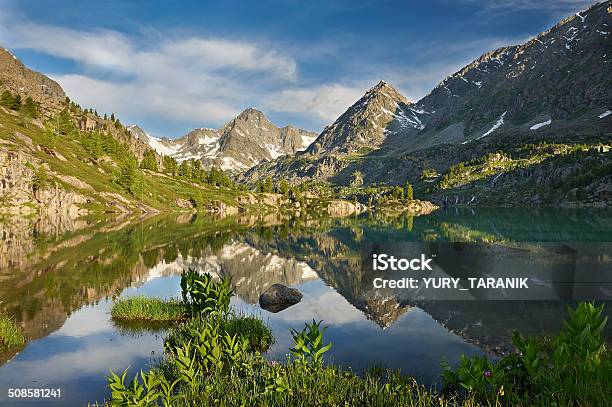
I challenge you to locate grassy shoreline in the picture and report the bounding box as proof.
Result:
[103,272,611,406]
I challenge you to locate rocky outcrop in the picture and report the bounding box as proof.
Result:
[259,283,303,313]
[326,200,367,217]
[378,200,439,216]
[33,186,88,216]
[0,47,65,115]
[0,146,87,215]
[175,198,195,209]
[205,201,239,216]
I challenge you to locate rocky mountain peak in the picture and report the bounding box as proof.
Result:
[0,46,66,113]
[136,108,317,172]
[415,0,611,138]
[306,80,423,154]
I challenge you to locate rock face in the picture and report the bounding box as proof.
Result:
[415,1,611,137]
[129,108,317,172]
[0,47,66,114]
[0,146,89,216]
[326,200,367,217]
[307,80,424,155]
[259,283,303,313]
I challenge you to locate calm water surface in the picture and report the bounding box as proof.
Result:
[0,208,610,405]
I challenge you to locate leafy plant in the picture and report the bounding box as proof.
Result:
[442,302,609,404]
[180,269,233,316]
[289,319,332,368]
[107,368,181,407]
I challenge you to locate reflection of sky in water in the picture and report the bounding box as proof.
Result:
[0,271,482,405]
[233,279,482,384]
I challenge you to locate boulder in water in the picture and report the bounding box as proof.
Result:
[259,284,303,313]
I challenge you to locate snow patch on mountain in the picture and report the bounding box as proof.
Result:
[477,112,506,140]
[530,119,552,130]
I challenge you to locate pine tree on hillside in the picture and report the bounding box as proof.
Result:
[406,183,414,201]
[1,90,14,109]
[278,179,290,196]
[40,123,55,150]
[11,94,21,110]
[177,160,191,178]
[82,131,103,160]
[22,96,38,118]
[190,159,204,181]
[140,150,158,171]
[56,109,77,137]
[1,92,21,110]
[116,156,143,195]
[163,156,177,175]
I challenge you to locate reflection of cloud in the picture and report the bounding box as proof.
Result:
[54,301,113,338]
[3,334,162,382]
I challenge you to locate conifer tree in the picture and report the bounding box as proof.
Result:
[56,109,77,137]
[40,123,56,150]
[163,155,177,175]
[406,183,414,201]
[22,96,38,118]
[140,150,158,171]
[116,156,143,195]
[0,90,13,108]
[278,179,290,196]
[177,160,191,178]
[11,94,21,110]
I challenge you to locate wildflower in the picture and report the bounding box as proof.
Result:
[483,370,492,378]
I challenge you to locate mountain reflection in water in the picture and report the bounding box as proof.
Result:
[0,208,610,404]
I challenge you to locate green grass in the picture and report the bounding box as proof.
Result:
[0,109,250,213]
[179,361,468,407]
[0,313,25,351]
[165,313,274,354]
[110,296,187,322]
[100,299,611,407]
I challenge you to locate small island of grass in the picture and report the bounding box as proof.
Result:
[111,296,188,323]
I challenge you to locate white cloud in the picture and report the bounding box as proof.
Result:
[265,83,365,123]
[0,20,326,135]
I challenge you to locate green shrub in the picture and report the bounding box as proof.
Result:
[180,269,233,317]
[442,302,611,405]
[289,319,332,368]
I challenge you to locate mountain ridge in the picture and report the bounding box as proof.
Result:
[129,107,317,171]
[242,0,611,204]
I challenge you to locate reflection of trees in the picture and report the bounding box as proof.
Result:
[0,213,246,365]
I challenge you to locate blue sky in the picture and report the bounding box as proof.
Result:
[0,0,595,137]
